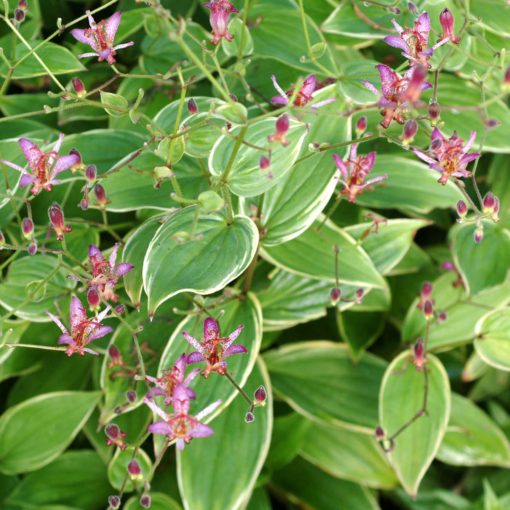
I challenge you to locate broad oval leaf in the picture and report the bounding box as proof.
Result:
[379,352,451,497]
[143,207,259,315]
[475,308,510,371]
[263,341,387,432]
[209,118,307,197]
[261,217,385,290]
[299,420,398,489]
[125,493,181,510]
[177,359,272,510]
[438,393,510,467]
[0,391,100,474]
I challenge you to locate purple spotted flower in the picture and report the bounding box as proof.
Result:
[183,317,247,378]
[203,0,238,45]
[271,74,335,109]
[145,354,199,405]
[71,11,134,65]
[413,128,480,185]
[144,386,221,450]
[364,64,430,128]
[384,12,447,68]
[333,145,386,203]
[88,244,134,304]
[48,296,112,357]
[0,134,80,195]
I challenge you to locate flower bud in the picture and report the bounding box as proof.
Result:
[442,260,455,271]
[245,411,255,423]
[108,495,121,509]
[456,200,468,220]
[86,164,97,182]
[105,423,121,440]
[140,494,152,508]
[80,197,89,210]
[355,116,367,137]
[14,8,25,22]
[355,288,364,303]
[268,114,290,146]
[126,390,137,403]
[437,311,448,323]
[128,459,142,478]
[413,338,426,370]
[72,77,86,97]
[428,101,440,125]
[49,203,71,241]
[28,240,37,256]
[439,8,459,44]
[18,0,28,8]
[254,385,267,404]
[187,98,198,114]
[408,2,418,14]
[115,304,125,314]
[330,287,341,305]
[504,65,510,92]
[485,118,500,129]
[474,224,484,244]
[108,345,124,367]
[423,300,434,320]
[21,217,34,238]
[402,119,417,145]
[87,287,100,309]
[259,156,270,171]
[482,192,496,214]
[375,426,385,440]
[421,282,433,299]
[94,183,108,207]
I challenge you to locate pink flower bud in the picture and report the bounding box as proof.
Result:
[108,495,120,509]
[18,0,28,8]
[428,101,440,125]
[80,197,89,210]
[421,282,433,299]
[87,287,100,309]
[504,65,510,92]
[408,2,417,14]
[423,300,434,320]
[259,156,270,171]
[356,116,367,136]
[28,240,37,256]
[483,192,496,213]
[128,459,141,477]
[245,411,255,423]
[94,183,108,207]
[439,8,459,44]
[254,385,267,404]
[115,304,125,314]
[402,120,417,145]
[268,114,290,147]
[442,260,455,271]
[140,494,151,508]
[105,423,121,440]
[108,345,123,365]
[49,203,71,241]
[72,78,86,97]
[14,9,25,22]
[126,390,137,403]
[375,426,385,440]
[86,164,97,182]
[485,119,500,129]
[413,338,426,370]
[355,288,364,303]
[456,200,468,219]
[330,287,341,305]
[22,217,34,238]
[188,98,198,114]
[474,225,484,244]
[438,311,448,323]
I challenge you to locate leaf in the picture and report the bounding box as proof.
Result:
[45,225,99,263]
[437,393,510,467]
[107,446,152,492]
[0,391,100,474]
[261,218,385,290]
[272,456,381,510]
[264,341,387,431]
[124,493,182,510]
[355,156,464,213]
[157,294,262,423]
[379,352,451,496]
[0,42,85,79]
[451,222,510,294]
[209,118,307,197]
[6,451,111,510]
[337,310,385,359]
[0,256,76,322]
[299,420,398,489]
[100,91,129,117]
[475,308,510,372]
[143,207,258,315]
[177,359,272,510]
[0,320,29,365]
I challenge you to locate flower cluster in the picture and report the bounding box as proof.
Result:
[271,74,335,109]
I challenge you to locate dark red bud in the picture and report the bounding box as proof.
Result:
[375,426,385,440]
[504,65,510,90]
[485,119,500,129]
[421,281,433,298]
[440,8,459,43]
[355,288,364,302]
[72,78,86,96]
[259,156,270,171]
[442,260,454,271]
[140,494,152,508]
[254,385,267,403]
[128,459,141,476]
[456,200,468,218]
[413,337,426,369]
[474,225,484,244]
[94,183,108,206]
[22,217,34,237]
[86,164,97,182]
[108,345,121,362]
[126,390,137,403]
[28,241,37,256]
[115,304,125,314]
[188,98,198,114]
[356,116,367,136]
[429,101,440,123]
[105,423,121,440]
[275,114,289,135]
[408,2,417,13]
[18,0,28,8]
[483,192,496,213]
[108,495,121,509]
[245,411,255,423]
[48,203,65,229]
[402,120,417,144]
[80,197,89,210]
[14,9,25,22]
[330,287,341,305]
[438,311,448,322]
[423,300,434,319]
[87,287,100,308]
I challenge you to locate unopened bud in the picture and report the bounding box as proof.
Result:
[140,494,152,508]
[375,426,385,440]
[423,300,434,320]
[330,287,341,305]
[437,311,448,323]
[105,423,121,440]
[413,338,426,370]
[108,345,123,367]
[18,0,28,8]
[259,156,270,171]
[49,202,71,241]
[128,459,142,478]
[268,114,290,146]
[474,224,484,244]
[504,65,510,92]
[402,119,417,145]
[421,281,433,299]
[94,183,108,207]
[86,164,97,182]
[456,200,468,220]
[442,260,455,271]
[187,98,198,114]
[482,192,496,213]
[14,8,25,22]
[87,287,100,308]
[115,304,125,314]
[72,78,86,97]
[355,116,367,137]
[80,197,89,210]
[245,411,255,423]
[21,217,34,238]
[108,495,121,509]
[126,390,137,403]
[355,288,364,303]
[254,385,267,404]
[439,8,459,44]
[428,101,440,125]
[28,240,37,256]
[485,118,500,129]
[408,2,417,14]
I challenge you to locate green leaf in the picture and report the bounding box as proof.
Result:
[345,219,428,275]
[124,493,182,510]
[438,393,510,467]
[0,256,76,322]
[299,420,398,489]
[221,18,253,57]
[0,320,29,365]
[451,223,510,294]
[264,341,387,431]
[157,294,262,422]
[100,91,129,117]
[177,359,272,510]
[45,225,99,263]
[355,156,464,213]
[0,42,85,79]
[379,353,451,496]
[484,480,503,510]
[107,446,152,492]
[261,218,386,290]
[6,451,110,510]
[209,118,307,197]
[143,207,258,315]
[272,456,381,510]
[475,308,510,372]
[0,391,100,474]
[337,310,385,359]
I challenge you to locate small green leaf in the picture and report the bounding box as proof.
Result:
[221,18,253,57]
[475,308,510,371]
[100,92,129,117]
[124,493,182,510]
[0,392,100,474]
[379,352,451,496]
[177,359,272,510]
[143,207,258,315]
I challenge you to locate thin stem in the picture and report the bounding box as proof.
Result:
[224,369,253,406]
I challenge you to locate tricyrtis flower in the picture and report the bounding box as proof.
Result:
[183,317,247,377]
[88,244,134,303]
[413,128,480,185]
[144,387,221,450]
[384,12,447,68]
[0,135,80,195]
[332,144,386,203]
[271,74,335,109]
[203,0,238,45]
[145,354,199,405]
[71,11,134,65]
[364,64,430,128]
[48,296,112,356]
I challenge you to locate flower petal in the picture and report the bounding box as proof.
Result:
[376,64,398,98]
[70,29,97,49]
[182,331,204,352]
[105,12,122,45]
[384,35,408,52]
[18,138,42,171]
[19,174,35,187]
[224,323,243,348]
[70,295,87,330]
[48,312,69,335]
[223,344,248,358]
[52,154,79,176]
[115,262,134,277]
[88,325,113,342]
[148,421,172,435]
[187,351,205,364]
[190,421,214,438]
[58,334,74,345]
